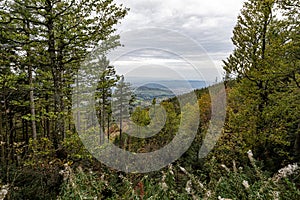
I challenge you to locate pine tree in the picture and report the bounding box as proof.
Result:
[112,76,134,146]
[223,0,275,133]
[0,0,127,165]
[95,56,118,144]
[221,0,300,169]
[0,0,127,147]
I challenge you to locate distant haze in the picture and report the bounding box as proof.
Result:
[127,77,209,96]
[112,0,245,82]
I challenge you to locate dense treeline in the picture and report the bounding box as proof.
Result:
[220,0,300,171]
[0,0,299,199]
[0,0,128,198]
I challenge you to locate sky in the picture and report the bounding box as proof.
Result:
[107,0,245,83]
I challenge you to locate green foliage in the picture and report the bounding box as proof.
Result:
[220,0,300,171]
[0,1,128,197]
[24,138,56,167]
[131,107,151,130]
[62,131,93,162]
[4,138,63,200]
[7,165,62,200]
[58,166,109,200]
[1,0,299,198]
[56,155,300,199]
[58,164,191,199]
[211,155,300,200]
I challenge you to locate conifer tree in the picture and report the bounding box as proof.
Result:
[112,76,134,146]
[0,0,127,144]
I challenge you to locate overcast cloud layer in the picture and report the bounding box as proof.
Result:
[110,0,245,81]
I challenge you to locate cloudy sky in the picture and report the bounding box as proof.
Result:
[108,0,245,82]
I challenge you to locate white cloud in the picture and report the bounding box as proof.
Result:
[111,0,245,81]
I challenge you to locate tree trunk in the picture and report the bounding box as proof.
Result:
[29,64,37,140]
[294,122,300,159]
[119,86,123,147]
[46,0,60,148]
[0,103,4,164]
[25,19,37,140]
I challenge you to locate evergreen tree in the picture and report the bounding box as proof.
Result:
[221,0,300,169]
[95,56,118,144]
[0,0,127,165]
[112,76,134,146]
[0,0,127,143]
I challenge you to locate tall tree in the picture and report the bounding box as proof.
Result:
[223,0,275,137]
[221,0,300,169]
[112,76,134,146]
[95,56,118,143]
[272,0,300,158]
[0,0,128,148]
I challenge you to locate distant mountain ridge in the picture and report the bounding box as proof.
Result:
[131,80,209,102]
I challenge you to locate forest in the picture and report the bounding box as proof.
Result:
[0,0,299,199]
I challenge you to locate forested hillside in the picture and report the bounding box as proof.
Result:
[0,0,299,199]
